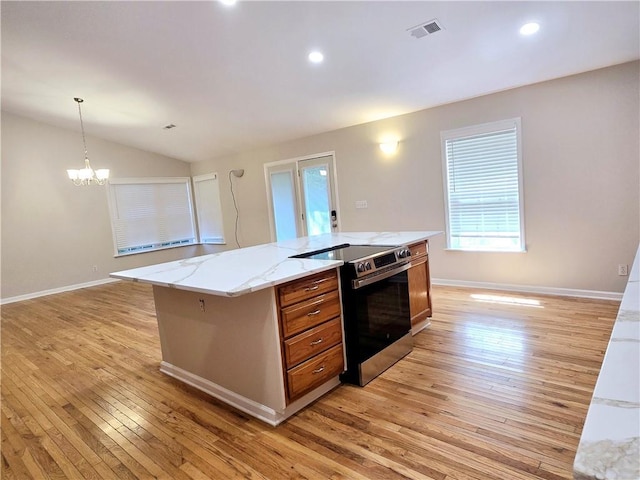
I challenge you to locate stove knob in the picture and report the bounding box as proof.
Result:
[398,249,407,258]
[357,262,366,273]
[365,261,372,271]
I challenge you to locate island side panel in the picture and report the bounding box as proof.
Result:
[151,285,286,412]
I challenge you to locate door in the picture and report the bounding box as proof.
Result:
[265,153,339,242]
[298,156,337,237]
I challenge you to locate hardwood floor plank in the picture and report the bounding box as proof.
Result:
[1,282,619,479]
[1,411,35,479]
[3,361,113,473]
[0,387,67,479]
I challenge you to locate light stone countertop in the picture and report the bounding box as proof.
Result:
[110,231,441,297]
[574,245,640,480]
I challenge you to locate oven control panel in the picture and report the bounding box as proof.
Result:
[351,246,411,278]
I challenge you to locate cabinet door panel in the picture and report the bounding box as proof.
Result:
[408,260,432,326]
[287,344,344,401]
[408,262,428,314]
[284,317,342,368]
[409,241,428,259]
[280,290,341,338]
[278,269,338,307]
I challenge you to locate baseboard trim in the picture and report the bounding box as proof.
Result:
[1,278,121,305]
[160,361,341,426]
[411,318,431,336]
[431,278,623,301]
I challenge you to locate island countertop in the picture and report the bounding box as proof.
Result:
[110,231,441,297]
[573,245,640,480]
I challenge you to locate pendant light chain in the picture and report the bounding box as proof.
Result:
[75,97,90,165]
[67,97,110,186]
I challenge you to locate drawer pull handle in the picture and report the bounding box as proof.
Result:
[310,337,323,346]
[304,285,320,292]
[307,309,321,316]
[312,366,325,374]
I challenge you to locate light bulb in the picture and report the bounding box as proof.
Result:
[379,141,399,154]
[519,22,540,36]
[308,51,324,64]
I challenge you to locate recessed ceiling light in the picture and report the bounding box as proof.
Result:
[219,0,236,6]
[519,22,540,36]
[308,51,324,64]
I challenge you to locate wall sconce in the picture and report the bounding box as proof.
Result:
[379,140,399,154]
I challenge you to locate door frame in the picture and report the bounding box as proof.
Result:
[264,151,341,242]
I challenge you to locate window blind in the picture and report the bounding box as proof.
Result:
[192,173,225,244]
[109,178,196,255]
[442,119,524,252]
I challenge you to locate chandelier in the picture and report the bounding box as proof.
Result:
[67,97,109,186]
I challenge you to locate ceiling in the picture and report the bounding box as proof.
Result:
[2,1,639,163]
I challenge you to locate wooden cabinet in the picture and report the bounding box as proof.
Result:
[280,290,341,338]
[407,240,432,334]
[277,269,344,403]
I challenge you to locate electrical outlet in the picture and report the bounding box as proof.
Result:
[618,264,628,276]
[355,200,368,209]
[92,265,98,272]
[199,298,206,312]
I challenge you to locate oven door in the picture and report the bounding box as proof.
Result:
[341,264,412,384]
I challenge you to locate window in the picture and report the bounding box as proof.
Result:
[192,173,225,244]
[268,167,299,241]
[441,118,525,252]
[108,177,197,256]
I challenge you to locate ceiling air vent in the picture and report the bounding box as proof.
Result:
[408,19,443,39]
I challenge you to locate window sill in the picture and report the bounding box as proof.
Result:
[114,242,199,258]
[444,248,527,253]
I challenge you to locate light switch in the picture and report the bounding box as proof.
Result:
[355,200,368,209]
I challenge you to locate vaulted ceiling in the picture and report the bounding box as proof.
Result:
[2,1,638,162]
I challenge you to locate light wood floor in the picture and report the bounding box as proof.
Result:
[1,282,619,479]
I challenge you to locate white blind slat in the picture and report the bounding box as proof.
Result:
[443,120,524,252]
[109,179,196,255]
[192,173,225,244]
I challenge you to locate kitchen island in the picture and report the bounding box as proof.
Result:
[573,245,640,479]
[111,231,440,425]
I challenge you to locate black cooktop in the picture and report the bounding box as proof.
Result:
[292,244,398,263]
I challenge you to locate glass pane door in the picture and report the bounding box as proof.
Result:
[265,154,339,242]
[299,156,336,236]
[268,167,300,241]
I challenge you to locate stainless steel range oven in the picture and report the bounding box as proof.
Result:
[293,245,413,386]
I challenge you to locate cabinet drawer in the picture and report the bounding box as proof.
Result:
[278,269,338,308]
[287,343,344,401]
[284,317,342,368]
[409,241,428,260]
[281,290,341,338]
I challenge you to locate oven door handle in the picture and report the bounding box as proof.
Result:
[351,262,411,290]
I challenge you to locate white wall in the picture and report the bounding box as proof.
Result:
[1,112,203,300]
[192,62,640,294]
[3,62,637,299]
